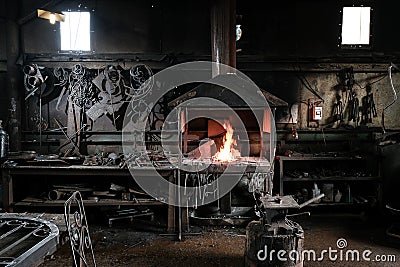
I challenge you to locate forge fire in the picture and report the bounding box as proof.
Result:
[212,121,241,162]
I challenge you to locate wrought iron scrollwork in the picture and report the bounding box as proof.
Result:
[64,191,96,267]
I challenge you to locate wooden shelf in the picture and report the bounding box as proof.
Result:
[277,156,364,161]
[282,176,381,182]
[14,198,164,207]
[307,202,367,207]
[277,152,382,208]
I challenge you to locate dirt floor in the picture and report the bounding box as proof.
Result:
[40,212,400,267]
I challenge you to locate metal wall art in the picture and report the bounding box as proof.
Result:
[22,63,161,132]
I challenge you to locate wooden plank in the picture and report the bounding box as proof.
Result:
[282,176,381,182]
[15,198,164,207]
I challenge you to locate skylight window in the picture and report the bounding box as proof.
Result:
[60,11,91,51]
[341,6,371,46]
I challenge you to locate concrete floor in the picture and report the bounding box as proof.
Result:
[40,212,400,267]
[298,213,400,267]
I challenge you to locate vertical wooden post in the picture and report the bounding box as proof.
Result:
[167,171,176,232]
[5,0,22,152]
[1,169,13,212]
[210,0,236,215]
[210,0,236,77]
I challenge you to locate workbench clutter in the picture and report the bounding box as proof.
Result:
[44,182,141,203]
[277,151,382,208]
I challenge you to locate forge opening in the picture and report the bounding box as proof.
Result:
[184,110,261,160]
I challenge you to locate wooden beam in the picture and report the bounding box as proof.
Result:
[210,0,236,77]
[5,0,22,151]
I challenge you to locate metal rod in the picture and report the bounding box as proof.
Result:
[54,118,81,154]
[24,86,39,100]
[386,205,400,213]
[0,226,43,256]
[178,169,182,241]
[299,194,325,209]
[39,94,42,153]
[0,222,25,240]
[287,212,311,217]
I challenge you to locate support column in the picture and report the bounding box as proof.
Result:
[5,0,21,151]
[210,0,236,77]
[210,0,236,214]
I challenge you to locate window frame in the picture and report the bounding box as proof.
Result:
[59,11,92,53]
[339,5,373,50]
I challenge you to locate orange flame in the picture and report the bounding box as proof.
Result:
[213,121,240,162]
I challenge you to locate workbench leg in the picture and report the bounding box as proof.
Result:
[279,159,283,196]
[167,172,175,232]
[1,170,13,212]
[182,207,189,231]
[220,192,231,214]
[167,206,175,232]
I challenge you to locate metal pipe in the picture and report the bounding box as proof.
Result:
[48,190,66,201]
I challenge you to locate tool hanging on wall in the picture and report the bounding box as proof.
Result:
[333,94,344,123]
[348,91,360,126]
[343,67,355,91]
[361,84,377,124]
[338,67,361,127]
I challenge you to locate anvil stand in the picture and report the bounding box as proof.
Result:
[245,194,325,267]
